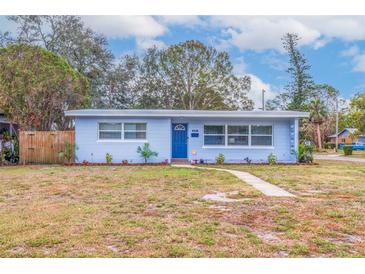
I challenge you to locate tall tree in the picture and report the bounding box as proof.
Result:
[267,33,315,111]
[125,40,252,110]
[308,97,327,149]
[0,44,89,130]
[102,55,139,108]
[342,92,365,133]
[0,16,113,106]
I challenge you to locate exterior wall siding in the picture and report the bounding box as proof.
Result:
[172,117,296,163]
[75,116,297,163]
[75,117,171,163]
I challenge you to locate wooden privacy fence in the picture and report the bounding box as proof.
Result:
[19,130,74,164]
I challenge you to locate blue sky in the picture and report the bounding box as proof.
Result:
[2,15,365,107]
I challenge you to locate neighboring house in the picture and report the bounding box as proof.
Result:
[65,109,309,164]
[328,128,365,144]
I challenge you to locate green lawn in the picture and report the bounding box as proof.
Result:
[0,161,364,257]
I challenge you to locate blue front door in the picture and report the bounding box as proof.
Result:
[172,123,188,158]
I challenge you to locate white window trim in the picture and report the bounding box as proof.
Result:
[227,125,250,147]
[250,124,274,147]
[203,124,226,146]
[97,122,123,141]
[97,122,148,142]
[203,124,274,149]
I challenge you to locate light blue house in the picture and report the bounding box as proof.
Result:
[65,109,309,164]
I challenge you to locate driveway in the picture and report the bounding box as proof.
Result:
[314,154,365,163]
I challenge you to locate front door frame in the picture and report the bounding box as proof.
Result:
[171,123,188,159]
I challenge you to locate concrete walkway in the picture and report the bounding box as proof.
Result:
[172,164,295,197]
[314,154,365,163]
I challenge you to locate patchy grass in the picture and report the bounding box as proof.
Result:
[212,160,365,257]
[344,150,365,158]
[0,161,364,257]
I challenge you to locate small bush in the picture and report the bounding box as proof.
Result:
[105,153,113,164]
[324,143,336,149]
[268,153,277,165]
[58,141,78,163]
[137,143,158,163]
[244,157,252,164]
[215,153,225,164]
[298,144,313,163]
[343,146,353,156]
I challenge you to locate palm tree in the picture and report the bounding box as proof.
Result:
[309,97,327,149]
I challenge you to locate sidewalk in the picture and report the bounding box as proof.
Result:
[314,154,365,163]
[172,164,296,197]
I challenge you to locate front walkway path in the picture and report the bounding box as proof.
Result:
[314,154,365,163]
[172,164,295,197]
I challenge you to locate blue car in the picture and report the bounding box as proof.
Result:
[339,143,365,150]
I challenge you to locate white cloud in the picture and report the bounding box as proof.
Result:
[352,53,365,72]
[82,16,166,38]
[135,38,166,50]
[341,45,360,57]
[211,16,321,52]
[340,45,365,72]
[247,74,278,109]
[301,16,365,41]
[210,16,365,52]
[233,57,278,109]
[260,51,287,71]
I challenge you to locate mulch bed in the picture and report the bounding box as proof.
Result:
[192,162,317,166]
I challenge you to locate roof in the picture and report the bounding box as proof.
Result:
[65,109,309,118]
[328,128,358,138]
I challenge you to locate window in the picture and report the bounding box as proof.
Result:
[204,125,225,145]
[174,124,186,131]
[124,123,147,140]
[203,124,273,147]
[98,123,122,140]
[98,122,147,141]
[228,125,249,146]
[251,125,272,146]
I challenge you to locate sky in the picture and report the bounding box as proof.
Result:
[2,15,365,108]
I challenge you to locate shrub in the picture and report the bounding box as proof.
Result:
[298,144,313,163]
[105,153,113,164]
[268,153,277,165]
[137,143,158,163]
[215,153,225,164]
[0,133,19,164]
[58,141,78,163]
[324,143,336,149]
[343,146,353,156]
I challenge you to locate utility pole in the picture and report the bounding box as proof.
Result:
[335,96,339,152]
[262,89,266,111]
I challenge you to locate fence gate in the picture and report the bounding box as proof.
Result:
[19,131,74,164]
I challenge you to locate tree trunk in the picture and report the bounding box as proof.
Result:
[316,123,322,149]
